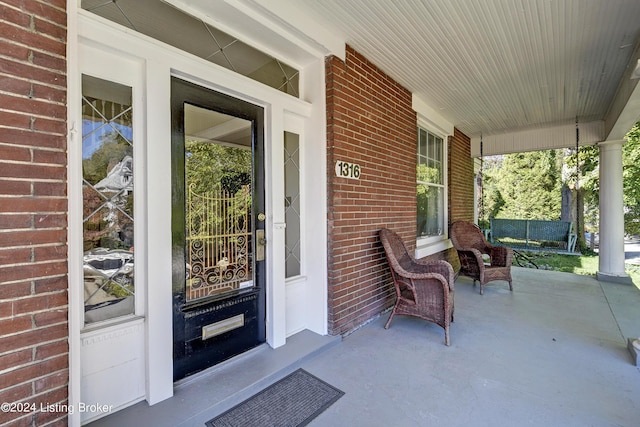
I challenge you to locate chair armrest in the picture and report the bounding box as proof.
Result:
[394,261,455,293]
[456,247,485,267]
[412,259,455,288]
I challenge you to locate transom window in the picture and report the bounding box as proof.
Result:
[81,0,299,97]
[417,127,445,240]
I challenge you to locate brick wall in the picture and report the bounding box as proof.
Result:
[448,127,474,223]
[326,46,417,335]
[326,47,475,335]
[0,1,69,426]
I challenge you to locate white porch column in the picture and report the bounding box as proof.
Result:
[597,140,631,284]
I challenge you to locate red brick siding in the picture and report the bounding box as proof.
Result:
[326,47,476,335]
[448,127,474,223]
[326,46,417,335]
[0,1,68,426]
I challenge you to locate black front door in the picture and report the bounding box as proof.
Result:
[171,77,266,381]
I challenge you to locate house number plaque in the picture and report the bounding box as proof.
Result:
[335,160,361,180]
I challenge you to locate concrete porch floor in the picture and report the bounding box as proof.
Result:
[89,267,640,426]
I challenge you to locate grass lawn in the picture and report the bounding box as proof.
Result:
[515,251,640,289]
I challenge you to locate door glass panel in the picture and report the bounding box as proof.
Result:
[81,75,135,324]
[184,104,253,301]
[284,132,301,277]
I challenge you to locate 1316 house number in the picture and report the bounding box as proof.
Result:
[335,160,361,179]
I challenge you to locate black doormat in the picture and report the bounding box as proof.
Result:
[206,369,344,427]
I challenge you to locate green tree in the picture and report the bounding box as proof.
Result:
[562,145,599,251]
[491,150,562,220]
[82,136,132,185]
[185,140,252,195]
[477,125,640,252]
[185,140,252,237]
[479,156,505,223]
[624,123,640,236]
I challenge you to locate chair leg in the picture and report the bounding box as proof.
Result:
[384,309,396,329]
[479,283,484,295]
[444,326,450,346]
[508,280,513,291]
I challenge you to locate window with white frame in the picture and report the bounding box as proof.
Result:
[417,127,446,241]
[81,74,136,324]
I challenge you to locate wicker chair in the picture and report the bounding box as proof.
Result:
[379,228,455,346]
[450,221,514,295]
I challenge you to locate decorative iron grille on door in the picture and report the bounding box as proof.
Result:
[186,184,251,301]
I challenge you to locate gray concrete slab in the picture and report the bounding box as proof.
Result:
[600,279,640,340]
[87,330,341,427]
[302,268,640,427]
[90,267,640,427]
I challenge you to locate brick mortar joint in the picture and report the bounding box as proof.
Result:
[2,3,68,32]
[0,79,69,100]
[0,320,68,342]
[0,109,67,123]
[0,274,68,288]
[0,178,68,185]
[0,371,69,398]
[0,288,68,301]
[0,258,69,271]
[0,35,68,60]
[0,119,68,134]
[0,158,68,169]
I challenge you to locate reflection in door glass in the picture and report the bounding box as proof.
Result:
[82,75,135,324]
[184,105,253,301]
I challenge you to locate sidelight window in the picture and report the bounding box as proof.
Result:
[81,75,135,324]
[284,132,301,277]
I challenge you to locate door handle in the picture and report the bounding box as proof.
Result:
[256,229,266,261]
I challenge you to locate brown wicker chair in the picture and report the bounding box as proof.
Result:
[379,228,455,346]
[450,221,514,295]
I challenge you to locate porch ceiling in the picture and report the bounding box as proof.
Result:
[216,0,640,152]
[278,0,640,142]
[151,1,640,152]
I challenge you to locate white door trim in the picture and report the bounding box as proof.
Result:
[69,8,327,422]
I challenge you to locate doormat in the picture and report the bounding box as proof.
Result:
[206,369,344,427]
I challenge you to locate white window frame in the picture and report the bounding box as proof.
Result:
[416,124,448,244]
[412,96,454,258]
[75,45,147,331]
